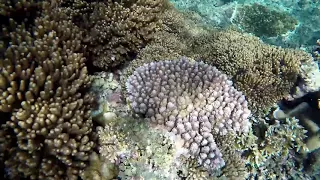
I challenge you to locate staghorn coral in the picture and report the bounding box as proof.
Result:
[86,0,166,69]
[190,30,312,113]
[126,59,251,170]
[233,3,298,37]
[0,4,95,180]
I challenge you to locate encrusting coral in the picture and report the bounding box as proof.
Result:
[0,3,95,179]
[126,59,251,170]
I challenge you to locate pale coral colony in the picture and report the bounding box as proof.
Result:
[1,0,320,180]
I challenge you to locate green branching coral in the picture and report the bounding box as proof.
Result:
[234,3,298,37]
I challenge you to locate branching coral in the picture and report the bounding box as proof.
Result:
[190,30,312,113]
[235,108,308,178]
[0,4,95,179]
[85,0,166,69]
[262,118,308,156]
[247,150,311,180]
[121,6,214,89]
[178,158,209,179]
[0,0,43,26]
[214,133,248,179]
[126,59,251,170]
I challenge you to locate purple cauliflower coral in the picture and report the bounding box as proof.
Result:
[126,59,251,170]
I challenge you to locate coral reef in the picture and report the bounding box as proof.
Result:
[235,107,309,179]
[1,0,318,179]
[233,3,298,37]
[190,30,312,113]
[86,0,166,69]
[124,7,313,115]
[81,152,119,180]
[126,59,251,170]
[122,6,215,77]
[178,159,209,179]
[0,3,95,179]
[93,115,183,179]
[214,134,248,179]
[247,151,311,180]
[54,0,167,70]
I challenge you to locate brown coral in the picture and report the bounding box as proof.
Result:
[215,134,248,179]
[190,30,312,113]
[86,0,166,69]
[0,4,95,179]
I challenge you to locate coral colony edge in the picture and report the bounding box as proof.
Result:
[0,0,320,179]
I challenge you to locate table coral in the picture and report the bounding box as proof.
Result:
[126,59,251,170]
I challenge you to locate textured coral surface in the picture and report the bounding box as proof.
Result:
[0,3,95,179]
[126,59,251,170]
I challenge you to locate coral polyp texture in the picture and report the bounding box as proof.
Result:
[190,30,312,113]
[85,0,166,69]
[126,59,251,170]
[0,5,95,180]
